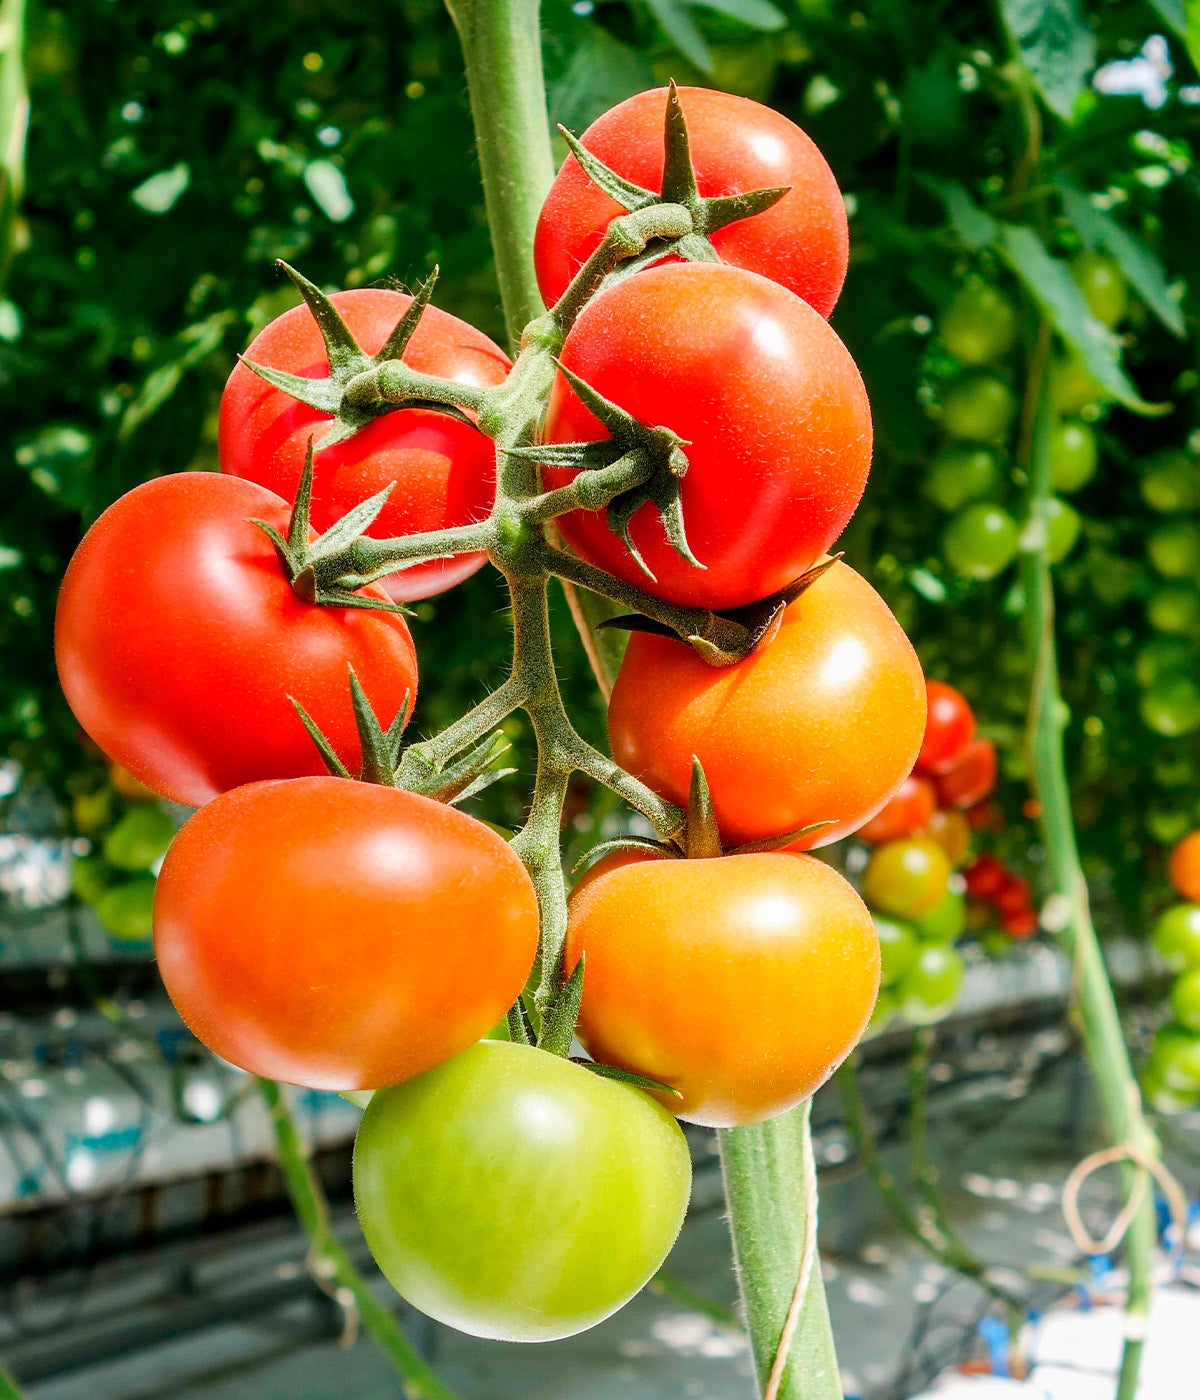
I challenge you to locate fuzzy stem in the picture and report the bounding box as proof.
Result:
[0,1363,23,1399]
[258,1080,460,1400]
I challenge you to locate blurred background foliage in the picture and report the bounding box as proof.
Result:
[3,0,1200,922]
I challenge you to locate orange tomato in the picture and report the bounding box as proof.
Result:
[921,808,972,867]
[858,774,937,844]
[566,850,880,1127]
[607,562,926,849]
[1169,831,1200,902]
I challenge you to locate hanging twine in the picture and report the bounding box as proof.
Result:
[1062,1141,1188,1260]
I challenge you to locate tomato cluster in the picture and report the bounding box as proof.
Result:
[1143,831,1200,1112]
[51,86,922,1342]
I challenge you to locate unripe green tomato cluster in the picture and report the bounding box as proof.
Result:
[1142,834,1200,1112]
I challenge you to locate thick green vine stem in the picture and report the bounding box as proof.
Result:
[1020,377,1158,1399]
[0,1362,22,1400]
[718,1103,840,1400]
[258,1079,461,1400]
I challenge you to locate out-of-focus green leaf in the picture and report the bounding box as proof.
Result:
[303,160,355,223]
[545,19,655,133]
[1185,0,1200,73]
[689,0,787,33]
[919,176,999,250]
[15,425,93,507]
[117,311,235,443]
[999,0,1096,122]
[0,0,28,240]
[131,162,191,214]
[999,223,1166,414]
[643,0,712,72]
[1057,176,1184,337]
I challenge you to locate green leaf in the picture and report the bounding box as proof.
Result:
[643,0,712,72]
[1174,0,1200,73]
[999,224,1166,415]
[919,176,998,250]
[1056,178,1184,338]
[303,159,355,223]
[546,23,655,132]
[118,311,234,442]
[999,0,1096,122]
[131,162,190,213]
[689,0,786,33]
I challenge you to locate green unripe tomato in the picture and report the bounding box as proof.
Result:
[72,787,113,835]
[1141,1063,1196,1115]
[1148,807,1193,846]
[899,944,965,1025]
[1148,585,1200,636]
[95,877,156,941]
[1047,355,1105,416]
[874,914,919,986]
[863,838,952,920]
[353,1040,691,1342]
[103,804,176,872]
[71,855,111,906]
[1071,250,1128,327]
[1171,966,1200,1033]
[1154,1025,1200,1091]
[939,281,1018,366]
[1153,904,1200,972]
[923,447,999,513]
[1135,637,1195,689]
[1043,497,1081,564]
[1048,421,1098,494]
[1140,673,1200,738]
[912,887,967,944]
[944,504,1020,580]
[1141,450,1199,514]
[940,375,1017,442]
[1147,519,1200,579]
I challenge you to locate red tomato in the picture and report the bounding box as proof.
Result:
[542,263,872,610]
[534,86,848,317]
[219,289,510,601]
[994,874,1032,917]
[566,849,879,1126]
[1169,831,1200,903]
[154,778,539,1089]
[55,474,418,807]
[933,738,997,810]
[607,562,925,849]
[916,680,975,774]
[963,855,1007,902]
[858,774,937,845]
[1000,908,1038,939]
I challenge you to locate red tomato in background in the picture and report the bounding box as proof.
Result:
[858,774,937,844]
[542,263,872,611]
[566,849,879,1126]
[534,87,849,317]
[55,474,418,807]
[219,289,510,601]
[607,562,925,849]
[155,778,539,1090]
[963,854,1007,901]
[934,738,997,810]
[916,680,975,774]
[1001,908,1038,939]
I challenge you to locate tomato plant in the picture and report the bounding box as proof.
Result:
[1169,833,1200,903]
[938,280,1017,367]
[862,838,951,919]
[875,914,919,986]
[916,680,975,775]
[354,1040,691,1341]
[566,848,879,1126]
[1152,903,1200,970]
[923,446,999,513]
[897,944,965,1025]
[939,375,1016,443]
[154,778,539,1090]
[933,738,997,811]
[1048,421,1098,494]
[54,474,419,807]
[943,503,1019,580]
[1071,251,1128,327]
[858,773,936,844]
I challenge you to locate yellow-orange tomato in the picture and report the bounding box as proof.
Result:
[921,808,973,868]
[607,562,926,849]
[566,850,880,1127]
[154,778,539,1091]
[1170,831,1200,902]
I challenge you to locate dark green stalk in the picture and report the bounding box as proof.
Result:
[0,1362,23,1399]
[258,1080,460,1400]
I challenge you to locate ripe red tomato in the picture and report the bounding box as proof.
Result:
[542,263,872,610]
[55,474,418,807]
[154,778,539,1090]
[916,680,976,775]
[608,562,925,849]
[1169,831,1200,902]
[1000,908,1038,939]
[963,854,1007,902]
[933,738,997,810]
[219,289,510,601]
[994,873,1032,918]
[354,1041,690,1341]
[534,87,848,317]
[566,849,879,1126]
[858,774,937,844]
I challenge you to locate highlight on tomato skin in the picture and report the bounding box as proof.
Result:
[607,560,925,850]
[153,777,539,1091]
[53,472,419,808]
[534,85,850,317]
[219,288,511,603]
[916,680,976,775]
[565,848,881,1128]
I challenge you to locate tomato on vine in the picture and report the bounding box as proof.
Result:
[55,474,419,808]
[154,778,539,1090]
[898,944,965,1024]
[1169,834,1200,903]
[354,1041,691,1341]
[938,280,1017,366]
[858,774,936,844]
[933,738,997,810]
[940,375,1016,443]
[943,504,1019,581]
[916,680,975,775]
[862,838,952,919]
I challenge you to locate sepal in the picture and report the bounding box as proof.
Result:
[536,955,586,1057]
[571,1060,683,1098]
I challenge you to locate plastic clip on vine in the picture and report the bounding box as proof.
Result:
[53,74,932,1400]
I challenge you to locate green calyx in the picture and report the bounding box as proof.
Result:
[559,81,789,272]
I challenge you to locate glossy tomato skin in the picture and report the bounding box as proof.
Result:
[219,290,510,601]
[353,1040,691,1341]
[1169,831,1200,902]
[858,774,937,844]
[534,87,848,316]
[55,474,418,807]
[566,849,879,1127]
[916,680,975,775]
[154,779,538,1090]
[933,738,997,810]
[609,562,923,849]
[543,264,872,610]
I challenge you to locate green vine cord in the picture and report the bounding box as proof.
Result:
[0,1361,23,1399]
[259,1080,462,1400]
